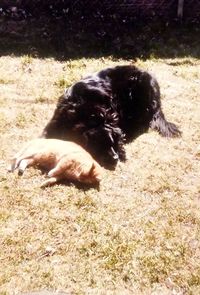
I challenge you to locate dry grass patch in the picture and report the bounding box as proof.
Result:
[0,54,200,295]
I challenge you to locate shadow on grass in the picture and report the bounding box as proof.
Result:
[29,167,101,191]
[40,178,101,191]
[0,16,199,60]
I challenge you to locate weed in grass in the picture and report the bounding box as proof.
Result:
[21,54,33,71]
[55,69,82,89]
[65,59,87,69]
[0,210,10,222]
[76,214,99,234]
[189,268,200,288]
[40,270,54,283]
[138,241,190,286]
[101,240,135,273]
[54,76,69,89]
[0,113,10,133]
[0,78,14,85]
[15,112,27,129]
[0,99,6,107]
[75,195,97,210]
[35,95,47,104]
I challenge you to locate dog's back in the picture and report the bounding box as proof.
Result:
[42,65,181,168]
[9,138,103,186]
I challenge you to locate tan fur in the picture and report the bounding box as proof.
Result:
[8,138,103,187]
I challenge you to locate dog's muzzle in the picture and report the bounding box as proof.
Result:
[109,147,119,160]
[104,147,119,168]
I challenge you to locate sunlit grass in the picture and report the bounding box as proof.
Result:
[0,53,199,295]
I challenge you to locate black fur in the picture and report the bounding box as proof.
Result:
[42,65,181,168]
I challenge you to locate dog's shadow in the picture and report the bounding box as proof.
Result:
[44,178,100,191]
[38,169,100,191]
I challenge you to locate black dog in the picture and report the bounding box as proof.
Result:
[42,65,181,167]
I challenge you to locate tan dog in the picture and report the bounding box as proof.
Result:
[8,138,103,187]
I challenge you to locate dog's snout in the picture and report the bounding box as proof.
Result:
[109,147,119,160]
[101,147,119,169]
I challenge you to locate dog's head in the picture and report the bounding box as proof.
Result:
[83,125,124,168]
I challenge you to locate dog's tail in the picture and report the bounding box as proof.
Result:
[150,110,181,137]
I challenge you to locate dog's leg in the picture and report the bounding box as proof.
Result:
[40,177,59,188]
[150,110,181,137]
[48,158,94,183]
[48,163,81,182]
[18,158,34,175]
[8,157,34,174]
[47,165,63,178]
[7,158,17,172]
[8,156,26,172]
[41,159,67,187]
[79,163,102,184]
[44,158,82,186]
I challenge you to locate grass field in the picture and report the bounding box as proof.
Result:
[0,20,200,295]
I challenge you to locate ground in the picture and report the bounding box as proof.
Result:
[0,20,200,295]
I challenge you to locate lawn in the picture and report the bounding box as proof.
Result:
[0,19,200,295]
